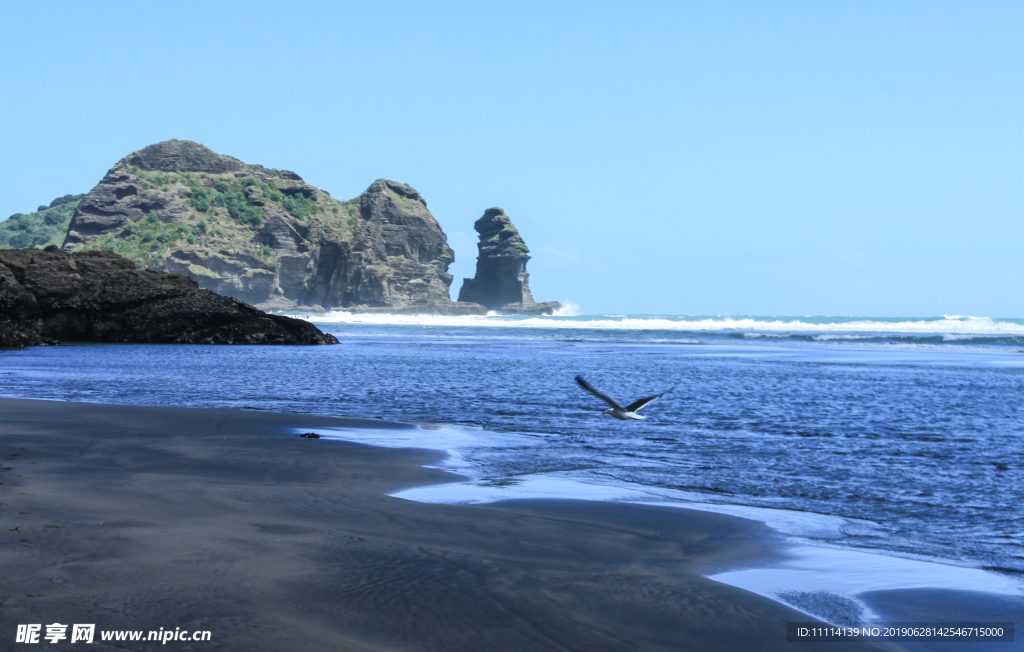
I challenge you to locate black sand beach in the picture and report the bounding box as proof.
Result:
[1,398,895,650]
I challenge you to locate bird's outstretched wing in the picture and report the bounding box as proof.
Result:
[575,375,623,410]
[625,386,675,413]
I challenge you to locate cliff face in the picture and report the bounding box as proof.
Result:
[306,179,457,311]
[60,141,481,313]
[0,247,337,347]
[457,208,560,315]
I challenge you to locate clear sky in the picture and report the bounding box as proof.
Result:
[1,1,1021,316]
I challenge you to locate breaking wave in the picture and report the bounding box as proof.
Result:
[302,312,1024,338]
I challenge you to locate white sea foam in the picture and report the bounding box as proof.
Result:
[301,422,1024,623]
[392,475,879,541]
[299,424,874,541]
[552,302,581,316]
[292,424,501,470]
[302,312,1024,337]
[391,462,1024,622]
[709,545,1024,622]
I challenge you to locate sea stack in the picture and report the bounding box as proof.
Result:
[457,208,560,315]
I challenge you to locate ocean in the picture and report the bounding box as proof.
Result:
[3,312,1023,618]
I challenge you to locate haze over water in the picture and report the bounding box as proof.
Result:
[2,313,1022,579]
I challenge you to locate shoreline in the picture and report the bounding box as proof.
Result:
[0,397,898,651]
[303,423,1024,626]
[301,422,1024,619]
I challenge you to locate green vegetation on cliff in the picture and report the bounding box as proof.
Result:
[126,166,327,226]
[64,165,359,270]
[0,194,84,249]
[84,212,198,268]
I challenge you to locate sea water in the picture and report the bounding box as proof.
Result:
[2,313,1023,614]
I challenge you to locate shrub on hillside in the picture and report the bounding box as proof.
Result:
[49,194,80,208]
[0,196,83,250]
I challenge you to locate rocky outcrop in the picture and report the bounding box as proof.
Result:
[123,139,244,174]
[457,208,560,315]
[62,141,244,247]
[0,247,338,347]
[59,140,488,314]
[303,179,463,312]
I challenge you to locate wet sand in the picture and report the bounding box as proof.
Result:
[0,398,892,651]
[860,590,1022,652]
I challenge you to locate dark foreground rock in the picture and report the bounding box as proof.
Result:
[458,208,560,315]
[0,247,338,347]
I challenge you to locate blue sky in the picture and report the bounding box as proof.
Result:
[2,1,1021,316]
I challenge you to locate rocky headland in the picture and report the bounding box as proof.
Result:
[57,141,485,313]
[0,247,337,347]
[3,140,561,315]
[458,208,560,315]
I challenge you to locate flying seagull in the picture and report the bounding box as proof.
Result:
[575,375,673,420]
